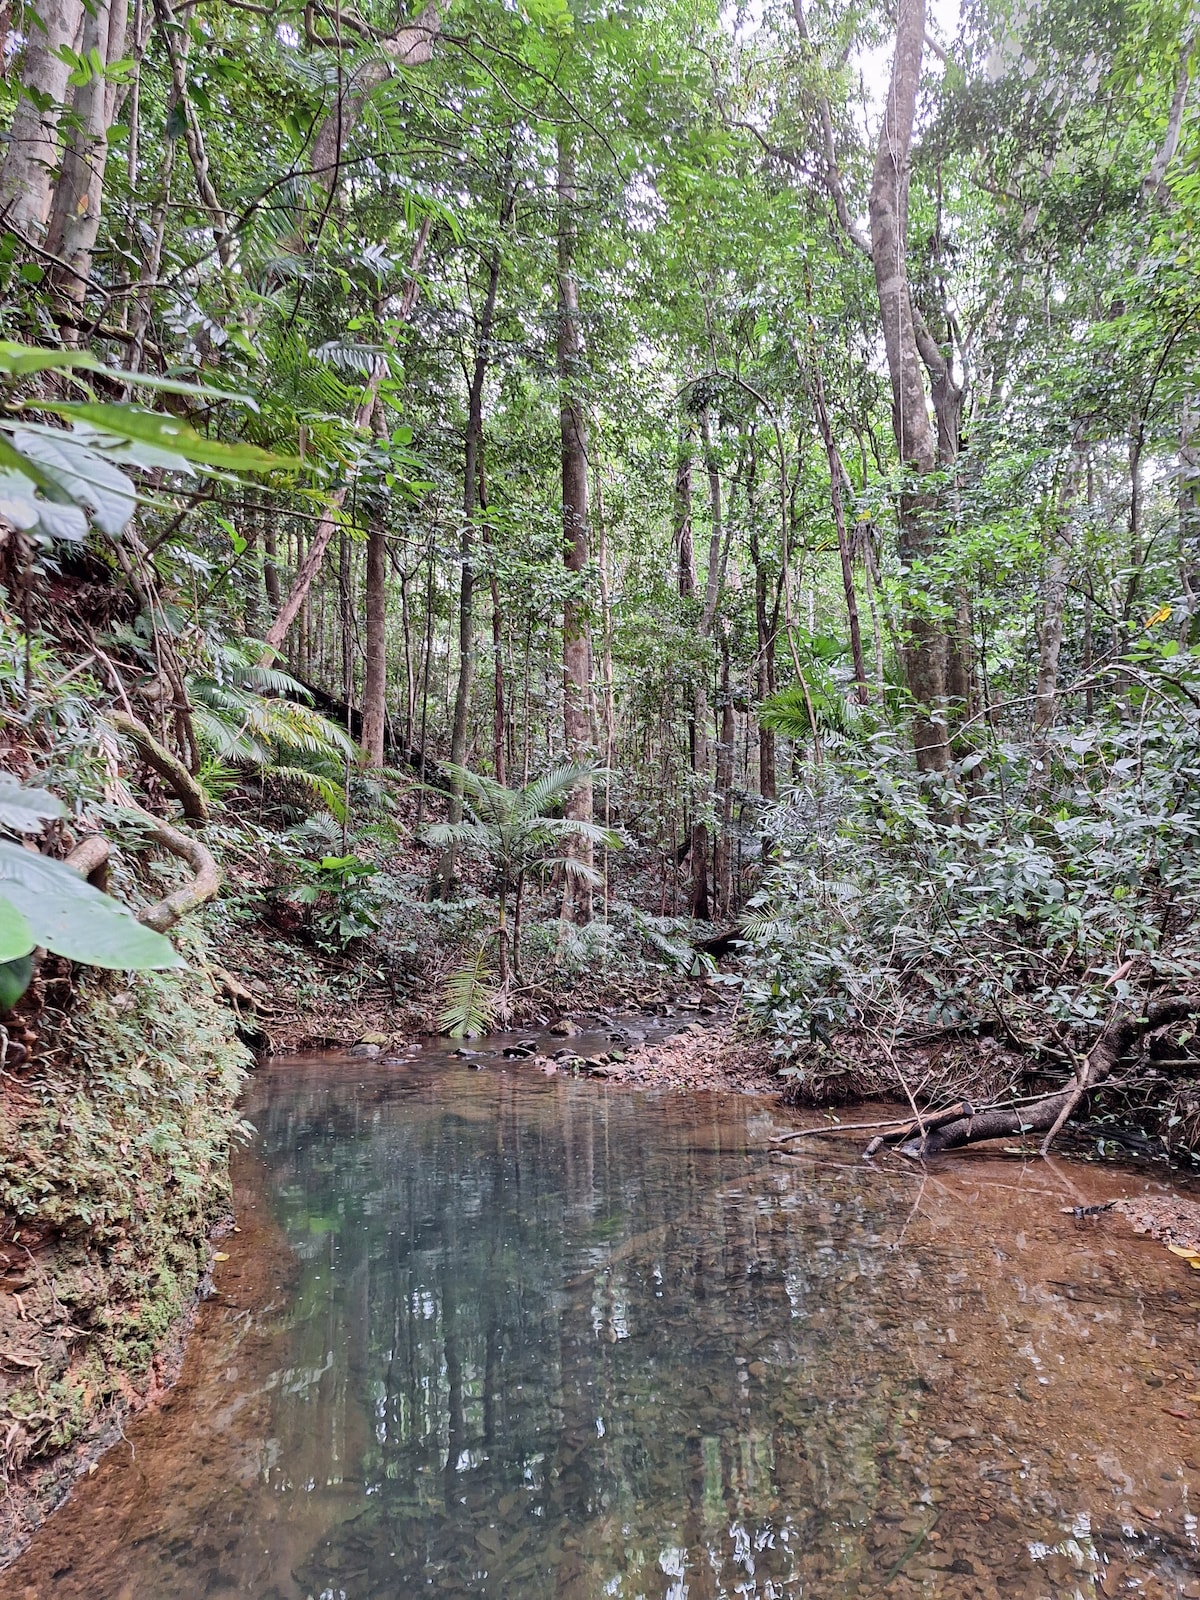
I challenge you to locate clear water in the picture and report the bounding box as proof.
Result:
[9,1038,1200,1599]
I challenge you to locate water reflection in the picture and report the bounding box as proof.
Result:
[9,1051,1200,1600]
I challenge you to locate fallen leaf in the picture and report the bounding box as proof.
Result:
[1166,1244,1200,1261]
[1164,1409,1192,1420]
[213,1251,230,1261]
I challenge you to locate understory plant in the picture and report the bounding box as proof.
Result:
[741,643,1200,1099]
[423,763,621,1032]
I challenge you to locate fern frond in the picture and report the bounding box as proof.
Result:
[269,765,347,819]
[437,947,497,1039]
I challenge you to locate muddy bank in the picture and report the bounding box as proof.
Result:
[0,957,250,1566]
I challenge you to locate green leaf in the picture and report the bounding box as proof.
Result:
[33,403,298,472]
[7,426,136,535]
[0,840,183,970]
[0,772,66,834]
[0,897,35,961]
[0,340,102,378]
[0,954,34,1011]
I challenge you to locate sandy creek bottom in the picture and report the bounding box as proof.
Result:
[6,1027,1200,1600]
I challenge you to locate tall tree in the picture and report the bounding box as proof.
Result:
[557,131,594,924]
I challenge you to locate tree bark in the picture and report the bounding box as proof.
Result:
[868,0,953,774]
[808,349,869,702]
[674,425,697,599]
[44,0,128,309]
[0,0,85,241]
[361,521,388,765]
[714,633,736,916]
[436,208,508,896]
[307,0,448,193]
[1032,456,1083,741]
[558,131,594,925]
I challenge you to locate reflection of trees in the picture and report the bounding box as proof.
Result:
[250,1072,910,1597]
[16,1060,1200,1597]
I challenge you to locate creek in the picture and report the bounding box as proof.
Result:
[7,1024,1200,1599]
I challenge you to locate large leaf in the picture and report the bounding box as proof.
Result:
[0,840,182,969]
[34,403,298,473]
[0,772,66,834]
[0,897,35,961]
[7,426,136,535]
[0,341,253,405]
[0,954,34,1010]
[0,342,103,377]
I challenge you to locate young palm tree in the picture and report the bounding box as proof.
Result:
[423,762,620,988]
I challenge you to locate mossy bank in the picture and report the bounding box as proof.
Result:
[0,937,250,1563]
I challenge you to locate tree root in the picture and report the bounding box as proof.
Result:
[64,835,110,890]
[109,712,208,823]
[134,815,221,933]
[865,995,1199,1160]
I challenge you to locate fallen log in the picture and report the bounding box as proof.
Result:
[873,995,1199,1159]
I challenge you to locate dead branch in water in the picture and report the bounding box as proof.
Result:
[861,996,1200,1160]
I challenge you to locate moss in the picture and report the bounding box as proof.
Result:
[0,932,250,1490]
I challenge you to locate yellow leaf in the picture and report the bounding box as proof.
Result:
[1145,605,1172,628]
[213,1250,230,1261]
[1166,1243,1200,1260]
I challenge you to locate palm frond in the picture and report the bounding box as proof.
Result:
[553,854,605,887]
[421,820,486,850]
[269,764,347,819]
[437,947,497,1038]
[517,762,599,823]
[190,702,271,764]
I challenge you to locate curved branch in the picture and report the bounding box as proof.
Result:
[135,815,221,933]
[65,834,111,890]
[878,995,1200,1158]
[109,712,209,822]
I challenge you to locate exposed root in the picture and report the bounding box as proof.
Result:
[64,834,110,889]
[864,995,1199,1159]
[108,712,208,822]
[135,815,221,933]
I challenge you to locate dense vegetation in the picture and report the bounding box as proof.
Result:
[2,0,1200,1535]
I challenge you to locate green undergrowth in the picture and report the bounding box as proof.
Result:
[0,928,250,1521]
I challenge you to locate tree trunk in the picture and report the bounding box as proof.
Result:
[750,525,778,801]
[557,132,594,925]
[44,0,128,309]
[478,455,507,786]
[261,220,430,660]
[674,425,697,599]
[361,522,388,765]
[1032,443,1085,744]
[263,524,281,612]
[306,0,448,195]
[0,0,85,241]
[808,349,869,702]
[436,227,506,896]
[714,633,736,916]
[868,0,955,774]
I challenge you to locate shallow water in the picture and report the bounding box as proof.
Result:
[9,1035,1200,1600]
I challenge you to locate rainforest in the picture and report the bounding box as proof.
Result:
[2,0,1200,1592]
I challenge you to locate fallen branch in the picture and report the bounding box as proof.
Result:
[876,996,1199,1159]
[109,712,208,822]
